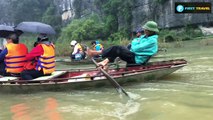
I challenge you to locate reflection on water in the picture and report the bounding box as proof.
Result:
[9,97,62,120]
[1,41,213,120]
[11,103,31,120]
[44,98,62,120]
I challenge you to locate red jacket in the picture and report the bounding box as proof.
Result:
[26,45,44,60]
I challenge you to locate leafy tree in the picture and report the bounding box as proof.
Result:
[9,0,52,24]
[42,3,62,33]
[94,0,135,40]
[59,16,105,42]
[6,0,62,36]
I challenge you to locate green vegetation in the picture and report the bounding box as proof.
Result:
[60,0,135,42]
[59,15,105,42]
[19,26,206,56]
[8,0,61,33]
[2,0,209,57]
[159,27,202,43]
[158,26,203,48]
[41,3,62,34]
[19,35,36,50]
[9,0,51,24]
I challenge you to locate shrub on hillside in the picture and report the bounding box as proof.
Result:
[59,18,105,42]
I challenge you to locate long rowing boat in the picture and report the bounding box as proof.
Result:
[55,57,103,65]
[0,59,187,93]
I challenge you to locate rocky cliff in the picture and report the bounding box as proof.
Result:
[55,0,213,30]
[0,0,212,30]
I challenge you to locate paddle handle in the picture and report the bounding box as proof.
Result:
[91,58,129,97]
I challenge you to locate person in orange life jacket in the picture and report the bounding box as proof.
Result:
[70,40,85,60]
[20,34,55,80]
[0,34,28,76]
[22,41,39,71]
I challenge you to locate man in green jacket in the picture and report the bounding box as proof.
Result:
[86,21,159,67]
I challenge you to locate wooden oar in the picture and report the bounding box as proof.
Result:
[91,58,129,97]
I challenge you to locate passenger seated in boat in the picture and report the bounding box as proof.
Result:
[91,40,104,59]
[91,40,104,51]
[70,40,86,61]
[0,34,28,76]
[23,42,38,71]
[86,21,159,67]
[0,49,5,74]
[135,28,144,38]
[20,34,55,80]
[127,28,144,50]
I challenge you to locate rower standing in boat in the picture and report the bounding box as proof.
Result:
[20,34,55,80]
[86,21,159,67]
[0,34,28,76]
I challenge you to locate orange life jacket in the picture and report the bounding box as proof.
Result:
[5,43,28,73]
[36,43,55,74]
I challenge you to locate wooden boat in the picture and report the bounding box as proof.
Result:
[0,59,187,93]
[56,57,103,65]
[56,56,164,65]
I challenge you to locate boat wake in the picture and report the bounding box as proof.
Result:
[58,91,142,120]
[103,92,143,120]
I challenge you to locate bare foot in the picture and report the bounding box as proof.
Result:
[103,65,109,72]
[97,58,109,67]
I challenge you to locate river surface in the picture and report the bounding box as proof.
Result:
[1,40,213,120]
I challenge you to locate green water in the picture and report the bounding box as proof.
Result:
[1,40,213,120]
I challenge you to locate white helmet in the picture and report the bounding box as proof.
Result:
[70,40,77,46]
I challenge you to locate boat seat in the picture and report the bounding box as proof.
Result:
[33,71,67,81]
[0,76,19,82]
[126,55,152,67]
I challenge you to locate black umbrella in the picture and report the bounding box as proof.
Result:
[15,22,56,35]
[0,25,15,38]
